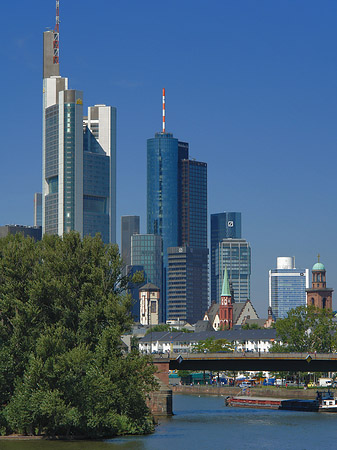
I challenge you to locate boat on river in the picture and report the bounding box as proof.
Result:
[225,390,337,412]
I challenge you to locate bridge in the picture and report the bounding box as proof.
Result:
[153,353,337,385]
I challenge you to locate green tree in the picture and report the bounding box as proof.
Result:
[271,305,337,353]
[192,337,234,353]
[0,232,157,438]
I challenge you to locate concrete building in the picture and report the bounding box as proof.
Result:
[211,212,241,303]
[121,216,140,266]
[0,225,42,241]
[42,26,116,243]
[306,258,333,310]
[269,257,309,320]
[216,238,251,304]
[167,246,208,324]
[139,283,160,326]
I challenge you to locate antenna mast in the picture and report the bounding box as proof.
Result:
[53,0,60,64]
[162,88,166,133]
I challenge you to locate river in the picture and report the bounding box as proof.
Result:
[1,394,336,450]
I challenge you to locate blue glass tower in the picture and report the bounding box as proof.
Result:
[211,212,241,303]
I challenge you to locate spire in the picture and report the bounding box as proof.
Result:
[162,88,166,133]
[53,0,60,65]
[221,266,231,297]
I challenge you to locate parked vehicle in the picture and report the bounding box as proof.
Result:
[239,382,252,389]
[319,378,332,387]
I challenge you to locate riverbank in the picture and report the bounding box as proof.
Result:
[172,385,318,399]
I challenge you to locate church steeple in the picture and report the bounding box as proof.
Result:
[219,266,233,329]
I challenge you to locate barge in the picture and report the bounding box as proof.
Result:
[226,390,337,412]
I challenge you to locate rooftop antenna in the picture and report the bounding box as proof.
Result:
[53,0,60,64]
[162,88,166,133]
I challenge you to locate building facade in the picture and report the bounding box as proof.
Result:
[34,193,42,227]
[0,225,42,241]
[42,30,116,243]
[306,259,333,310]
[216,238,251,304]
[269,257,309,320]
[167,246,208,324]
[131,234,163,320]
[121,216,140,266]
[139,283,160,326]
[211,212,241,303]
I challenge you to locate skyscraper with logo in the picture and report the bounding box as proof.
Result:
[42,7,116,243]
[211,212,241,303]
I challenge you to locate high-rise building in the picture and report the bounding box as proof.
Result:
[167,246,208,324]
[306,258,333,310]
[216,238,251,304]
[121,216,140,266]
[0,225,42,241]
[42,12,116,243]
[181,160,207,248]
[147,90,208,321]
[269,257,309,320]
[131,234,163,320]
[34,193,42,227]
[211,212,241,303]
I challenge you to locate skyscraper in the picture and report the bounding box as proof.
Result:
[34,193,42,227]
[216,238,251,304]
[121,216,140,266]
[42,7,116,243]
[269,257,309,319]
[211,212,241,303]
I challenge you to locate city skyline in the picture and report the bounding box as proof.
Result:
[1,0,336,315]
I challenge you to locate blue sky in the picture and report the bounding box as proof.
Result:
[1,0,336,315]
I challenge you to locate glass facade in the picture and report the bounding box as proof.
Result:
[121,216,140,266]
[216,238,251,304]
[269,268,309,319]
[211,212,242,303]
[181,160,207,248]
[131,234,163,321]
[34,193,42,227]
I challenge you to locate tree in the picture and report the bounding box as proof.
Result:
[192,337,234,353]
[0,232,157,438]
[271,305,337,353]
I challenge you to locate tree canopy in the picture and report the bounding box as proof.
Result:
[192,337,234,353]
[271,305,337,353]
[0,232,157,438]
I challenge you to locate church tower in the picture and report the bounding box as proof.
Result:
[219,266,233,329]
[306,255,333,310]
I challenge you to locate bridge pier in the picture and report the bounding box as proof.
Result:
[147,357,173,416]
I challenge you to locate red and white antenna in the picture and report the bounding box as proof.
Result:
[53,0,60,64]
[162,88,166,133]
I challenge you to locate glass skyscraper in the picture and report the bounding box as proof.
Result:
[121,216,140,266]
[269,257,309,319]
[34,193,42,227]
[131,234,163,321]
[216,238,251,304]
[211,212,241,303]
[42,30,116,243]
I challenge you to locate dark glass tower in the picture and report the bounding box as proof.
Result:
[211,212,241,303]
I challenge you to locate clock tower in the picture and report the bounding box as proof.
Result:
[219,266,233,329]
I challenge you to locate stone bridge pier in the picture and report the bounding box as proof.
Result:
[147,356,173,416]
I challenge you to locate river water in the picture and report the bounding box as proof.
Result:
[1,394,337,450]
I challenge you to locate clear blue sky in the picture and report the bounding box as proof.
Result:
[1,0,336,315]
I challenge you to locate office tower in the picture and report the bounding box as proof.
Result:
[121,216,140,266]
[211,212,241,303]
[0,225,42,241]
[216,238,251,304]
[147,90,208,321]
[126,264,145,322]
[167,246,208,323]
[306,258,333,310]
[131,234,163,320]
[42,8,116,243]
[34,193,42,227]
[181,160,207,248]
[269,257,309,320]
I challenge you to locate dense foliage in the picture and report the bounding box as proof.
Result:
[271,305,337,353]
[192,337,234,353]
[0,232,157,438]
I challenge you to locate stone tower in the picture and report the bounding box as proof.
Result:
[306,256,333,310]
